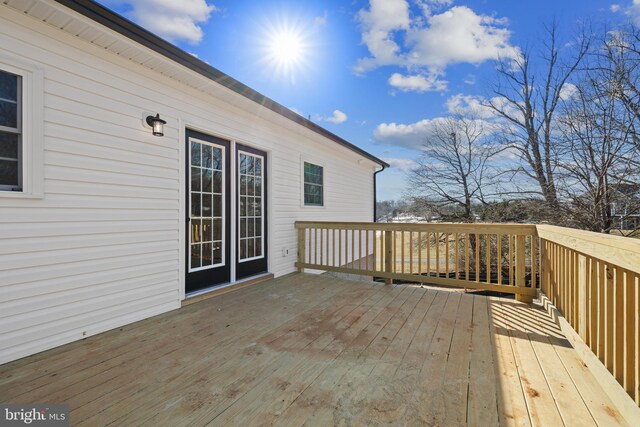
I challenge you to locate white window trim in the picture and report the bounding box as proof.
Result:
[187,136,227,272]
[301,158,326,209]
[0,53,44,198]
[238,150,265,263]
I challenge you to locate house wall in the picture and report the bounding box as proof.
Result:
[0,4,376,364]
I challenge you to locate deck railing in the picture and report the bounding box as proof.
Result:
[295,221,640,406]
[538,225,640,405]
[295,222,539,302]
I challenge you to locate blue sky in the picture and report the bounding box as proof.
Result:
[99,0,631,200]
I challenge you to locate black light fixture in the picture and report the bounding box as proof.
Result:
[146,113,166,137]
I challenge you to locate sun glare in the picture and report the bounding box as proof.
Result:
[269,30,303,67]
[262,20,310,79]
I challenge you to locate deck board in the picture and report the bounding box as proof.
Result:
[0,273,629,426]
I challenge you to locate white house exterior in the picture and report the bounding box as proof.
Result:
[0,0,387,364]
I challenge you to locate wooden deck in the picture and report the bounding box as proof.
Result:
[0,274,628,426]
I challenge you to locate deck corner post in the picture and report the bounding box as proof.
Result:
[384,229,393,285]
[297,225,305,273]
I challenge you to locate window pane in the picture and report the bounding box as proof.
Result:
[212,243,222,264]
[255,177,262,197]
[247,176,255,196]
[239,239,247,259]
[191,220,201,243]
[202,169,212,193]
[255,219,262,236]
[0,159,18,187]
[246,156,255,175]
[240,218,247,238]
[212,147,222,170]
[202,145,213,169]
[213,218,222,241]
[201,242,212,267]
[213,194,222,217]
[254,197,262,216]
[0,72,17,102]
[191,193,201,217]
[190,141,201,166]
[0,132,19,159]
[190,167,201,192]
[0,100,17,129]
[202,193,212,217]
[255,158,262,176]
[255,238,262,257]
[247,238,255,258]
[240,196,247,217]
[202,219,213,242]
[191,244,201,268]
[240,154,248,174]
[213,171,222,194]
[248,218,255,237]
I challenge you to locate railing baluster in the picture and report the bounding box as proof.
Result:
[465,233,470,282]
[366,229,370,271]
[401,230,405,275]
[409,231,414,275]
[445,232,450,279]
[418,231,422,275]
[475,234,480,283]
[435,232,440,278]
[427,232,431,277]
[455,233,459,280]
[497,234,503,285]
[486,234,492,285]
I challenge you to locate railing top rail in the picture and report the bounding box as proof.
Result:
[537,224,640,274]
[294,221,537,235]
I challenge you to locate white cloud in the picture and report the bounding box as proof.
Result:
[374,114,501,150]
[374,117,451,149]
[388,73,447,93]
[115,0,216,44]
[611,4,621,12]
[355,2,520,92]
[314,11,328,26]
[445,94,496,118]
[559,82,578,101]
[464,74,476,85]
[315,110,348,124]
[624,0,640,22]
[382,157,419,172]
[355,0,411,73]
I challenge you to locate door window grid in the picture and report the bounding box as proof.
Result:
[239,152,264,262]
[0,70,21,191]
[190,139,225,271]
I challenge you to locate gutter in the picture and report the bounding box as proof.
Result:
[54,0,389,169]
[373,165,387,222]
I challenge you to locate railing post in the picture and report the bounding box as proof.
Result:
[297,226,305,273]
[384,230,393,285]
[578,254,587,340]
[515,235,532,303]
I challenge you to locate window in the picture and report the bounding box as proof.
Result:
[303,161,323,206]
[0,70,21,191]
[0,55,44,198]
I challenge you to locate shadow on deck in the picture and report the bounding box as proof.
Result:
[0,273,628,426]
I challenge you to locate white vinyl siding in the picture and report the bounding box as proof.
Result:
[0,1,376,364]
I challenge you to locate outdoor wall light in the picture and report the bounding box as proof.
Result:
[146,113,166,137]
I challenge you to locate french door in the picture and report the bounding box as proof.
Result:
[236,144,268,279]
[185,132,268,293]
[185,130,231,293]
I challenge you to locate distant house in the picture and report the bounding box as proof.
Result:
[611,184,640,230]
[0,0,387,364]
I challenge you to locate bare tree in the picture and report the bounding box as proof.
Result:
[407,116,498,222]
[557,65,638,233]
[487,22,591,220]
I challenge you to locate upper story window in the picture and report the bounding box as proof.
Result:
[0,70,21,191]
[303,161,323,206]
